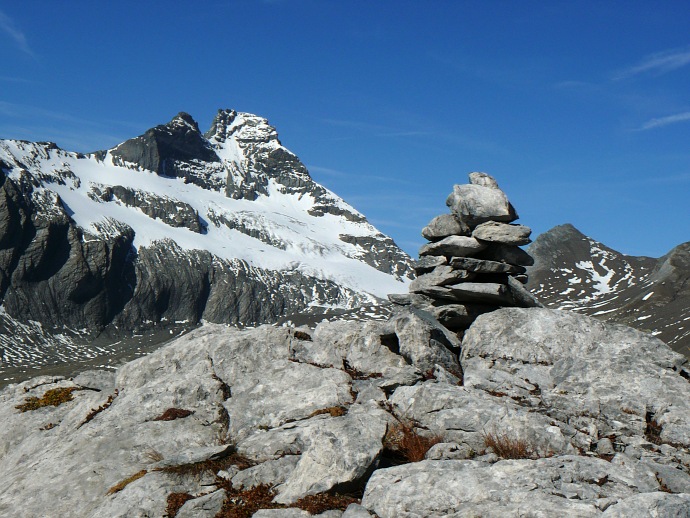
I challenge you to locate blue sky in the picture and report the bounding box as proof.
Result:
[1,1,688,258]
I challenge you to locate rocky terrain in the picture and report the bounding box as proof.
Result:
[1,176,689,517]
[527,224,690,358]
[0,110,413,382]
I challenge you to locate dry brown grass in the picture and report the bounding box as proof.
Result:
[165,492,195,517]
[293,492,360,513]
[106,470,147,495]
[154,408,194,421]
[216,484,283,517]
[16,387,82,412]
[384,422,443,463]
[309,406,348,418]
[483,431,535,459]
[80,389,119,427]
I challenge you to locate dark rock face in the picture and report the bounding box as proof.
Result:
[0,170,135,333]
[109,112,220,187]
[527,224,689,357]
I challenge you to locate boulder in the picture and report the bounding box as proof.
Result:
[445,184,517,225]
[361,456,667,518]
[468,172,500,188]
[506,276,543,308]
[476,242,535,266]
[472,221,532,246]
[421,214,470,241]
[448,256,525,274]
[409,266,474,292]
[419,235,487,258]
[446,282,515,305]
[413,255,448,275]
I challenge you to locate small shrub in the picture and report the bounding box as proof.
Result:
[384,422,443,463]
[309,406,347,418]
[154,408,194,421]
[216,484,283,518]
[80,389,119,427]
[159,450,254,477]
[107,470,147,495]
[165,492,195,517]
[144,449,164,463]
[483,431,534,459]
[293,492,360,513]
[16,387,82,412]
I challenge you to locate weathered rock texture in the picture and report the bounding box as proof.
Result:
[391,172,541,337]
[1,306,689,516]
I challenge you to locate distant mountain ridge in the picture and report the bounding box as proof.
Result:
[0,109,413,377]
[527,224,690,357]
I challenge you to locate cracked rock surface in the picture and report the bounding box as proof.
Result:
[0,306,689,516]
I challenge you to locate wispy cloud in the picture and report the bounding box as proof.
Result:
[0,9,34,58]
[637,111,690,131]
[307,164,417,186]
[614,47,690,80]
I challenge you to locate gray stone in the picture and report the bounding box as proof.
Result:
[602,492,690,517]
[427,304,494,329]
[413,255,448,275]
[342,503,374,517]
[387,293,411,305]
[409,266,473,293]
[176,489,226,518]
[445,184,517,225]
[425,442,476,460]
[273,404,389,504]
[597,438,615,455]
[231,455,300,489]
[446,282,515,305]
[421,214,470,241]
[462,308,690,449]
[362,456,664,518]
[472,221,532,246]
[506,275,543,307]
[449,256,525,274]
[468,172,500,188]
[419,235,487,258]
[390,306,462,375]
[477,242,535,266]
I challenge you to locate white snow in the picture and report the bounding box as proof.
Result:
[642,291,654,301]
[0,131,409,301]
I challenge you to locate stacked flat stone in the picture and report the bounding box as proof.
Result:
[391,172,541,336]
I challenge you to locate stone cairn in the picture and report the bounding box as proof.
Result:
[390,172,541,337]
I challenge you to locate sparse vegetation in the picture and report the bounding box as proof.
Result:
[383,421,443,463]
[107,470,147,495]
[154,408,194,421]
[16,387,82,412]
[158,450,254,477]
[80,389,119,427]
[216,484,284,517]
[483,431,538,459]
[309,406,347,418]
[293,492,360,513]
[144,449,164,463]
[165,492,194,517]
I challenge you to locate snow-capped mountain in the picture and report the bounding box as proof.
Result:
[527,224,690,357]
[0,109,413,378]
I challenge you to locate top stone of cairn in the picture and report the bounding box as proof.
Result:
[446,173,518,225]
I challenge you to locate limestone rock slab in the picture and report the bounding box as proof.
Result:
[446,184,517,225]
[421,214,470,241]
[472,221,532,246]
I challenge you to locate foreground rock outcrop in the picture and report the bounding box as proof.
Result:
[1,304,689,517]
